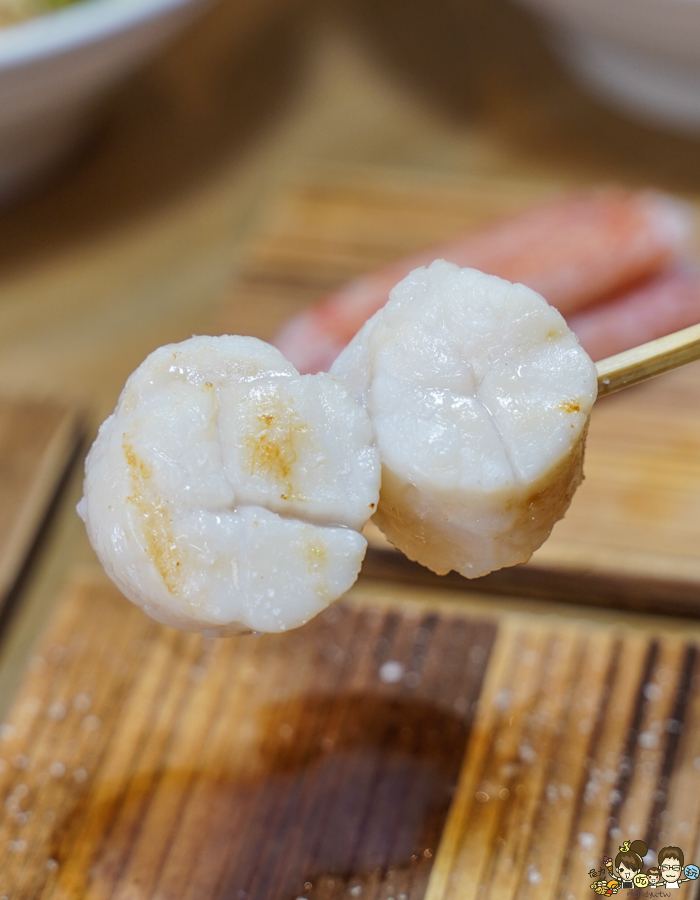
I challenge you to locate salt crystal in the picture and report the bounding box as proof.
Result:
[643,683,662,701]
[48,701,67,722]
[518,744,536,764]
[48,646,66,664]
[0,724,16,741]
[73,694,92,713]
[494,689,512,711]
[638,731,659,749]
[379,661,404,684]
[578,832,596,850]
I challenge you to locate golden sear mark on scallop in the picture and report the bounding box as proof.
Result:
[243,389,310,502]
[559,400,580,413]
[123,443,183,594]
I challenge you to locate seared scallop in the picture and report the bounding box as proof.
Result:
[78,335,380,634]
[331,261,598,578]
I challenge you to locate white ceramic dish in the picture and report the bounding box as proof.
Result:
[514,0,700,135]
[0,0,211,202]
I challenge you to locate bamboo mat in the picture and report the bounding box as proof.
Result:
[0,398,82,613]
[0,573,699,900]
[219,169,700,616]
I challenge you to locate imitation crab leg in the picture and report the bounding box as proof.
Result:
[275,189,695,374]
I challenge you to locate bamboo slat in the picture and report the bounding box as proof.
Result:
[0,572,495,899]
[1,573,700,899]
[0,397,81,613]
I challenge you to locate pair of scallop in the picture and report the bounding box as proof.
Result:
[79,262,598,635]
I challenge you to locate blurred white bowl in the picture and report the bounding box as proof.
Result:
[514,0,700,134]
[0,0,212,202]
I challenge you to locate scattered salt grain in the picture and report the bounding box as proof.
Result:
[528,868,542,885]
[379,661,404,684]
[638,731,659,749]
[45,859,59,873]
[0,724,16,741]
[578,832,596,850]
[518,744,536,764]
[49,761,65,778]
[73,767,88,783]
[73,693,91,713]
[48,701,67,722]
[494,690,512,711]
[48,646,66,664]
[643,683,662,701]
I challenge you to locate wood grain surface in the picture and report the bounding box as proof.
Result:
[0,398,81,614]
[0,572,495,900]
[1,574,699,899]
[220,171,700,615]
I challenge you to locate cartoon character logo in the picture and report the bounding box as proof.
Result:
[614,839,647,889]
[588,839,699,893]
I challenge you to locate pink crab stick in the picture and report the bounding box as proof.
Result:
[274,189,695,374]
[568,265,700,362]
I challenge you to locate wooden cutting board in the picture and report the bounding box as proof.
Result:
[219,169,700,616]
[0,397,82,615]
[0,572,699,900]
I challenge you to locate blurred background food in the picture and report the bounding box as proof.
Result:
[0,0,213,202]
[514,0,700,134]
[0,0,79,29]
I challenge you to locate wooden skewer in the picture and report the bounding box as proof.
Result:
[596,321,700,397]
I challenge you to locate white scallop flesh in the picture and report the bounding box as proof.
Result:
[330,261,598,578]
[78,335,380,634]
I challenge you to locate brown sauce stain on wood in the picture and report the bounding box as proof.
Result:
[123,442,182,594]
[54,695,474,900]
[243,389,310,502]
[27,594,496,900]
